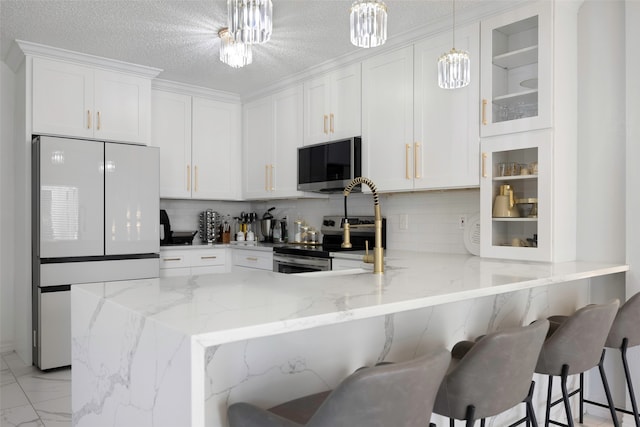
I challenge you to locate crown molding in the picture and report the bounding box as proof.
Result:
[11,40,163,78]
[152,79,241,103]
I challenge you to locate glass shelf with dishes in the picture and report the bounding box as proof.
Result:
[480,2,551,136]
[481,132,551,261]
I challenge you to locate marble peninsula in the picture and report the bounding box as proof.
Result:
[71,251,628,427]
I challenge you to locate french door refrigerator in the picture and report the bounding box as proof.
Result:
[32,135,160,369]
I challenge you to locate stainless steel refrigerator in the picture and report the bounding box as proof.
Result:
[32,135,160,369]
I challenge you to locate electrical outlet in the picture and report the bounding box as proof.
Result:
[399,214,409,230]
[458,215,467,230]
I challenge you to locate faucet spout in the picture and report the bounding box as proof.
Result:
[342,177,384,274]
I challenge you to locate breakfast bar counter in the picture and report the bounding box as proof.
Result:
[71,251,628,427]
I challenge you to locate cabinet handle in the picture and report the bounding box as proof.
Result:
[323,115,328,134]
[87,110,92,129]
[405,144,411,180]
[482,99,488,126]
[330,113,334,133]
[200,256,217,260]
[163,258,182,262]
[414,143,421,179]
[194,165,198,192]
[265,165,269,191]
[482,152,487,178]
[270,164,275,191]
[187,165,191,191]
[97,111,101,130]
[246,257,258,262]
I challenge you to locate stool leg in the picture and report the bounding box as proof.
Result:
[480,419,486,427]
[621,339,640,427]
[525,381,538,427]
[579,371,584,424]
[546,375,554,427]
[464,405,476,427]
[596,349,621,427]
[560,364,575,427]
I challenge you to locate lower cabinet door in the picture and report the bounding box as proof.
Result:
[37,288,71,370]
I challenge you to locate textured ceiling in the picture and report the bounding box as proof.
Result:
[1,0,516,98]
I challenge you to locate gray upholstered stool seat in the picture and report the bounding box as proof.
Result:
[582,292,640,427]
[535,299,620,427]
[433,320,550,427]
[227,348,450,427]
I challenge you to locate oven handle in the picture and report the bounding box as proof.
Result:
[273,254,332,269]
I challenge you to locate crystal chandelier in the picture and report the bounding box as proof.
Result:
[350,0,387,48]
[227,0,273,45]
[219,28,252,68]
[438,0,470,89]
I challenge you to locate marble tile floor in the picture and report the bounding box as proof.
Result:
[0,351,617,427]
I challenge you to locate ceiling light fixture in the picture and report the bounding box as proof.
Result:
[219,28,252,68]
[227,0,273,45]
[438,0,470,89]
[350,0,387,49]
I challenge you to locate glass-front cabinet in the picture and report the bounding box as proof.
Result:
[480,2,552,137]
[480,131,551,261]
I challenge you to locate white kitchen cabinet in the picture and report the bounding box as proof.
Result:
[32,56,151,144]
[362,46,414,192]
[413,23,480,190]
[303,63,361,145]
[480,2,552,137]
[480,131,551,261]
[231,248,273,271]
[151,90,241,200]
[159,247,228,277]
[243,85,304,199]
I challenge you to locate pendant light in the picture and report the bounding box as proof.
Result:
[350,0,387,48]
[219,28,252,68]
[438,0,470,89]
[227,0,273,45]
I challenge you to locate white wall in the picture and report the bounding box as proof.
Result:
[0,61,16,353]
[577,0,628,419]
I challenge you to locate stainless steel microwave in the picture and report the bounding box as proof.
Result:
[297,137,362,192]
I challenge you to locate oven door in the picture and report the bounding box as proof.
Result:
[273,253,332,274]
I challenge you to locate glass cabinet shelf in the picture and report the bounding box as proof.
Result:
[493,45,538,69]
[492,218,538,222]
[493,174,537,181]
[493,90,538,107]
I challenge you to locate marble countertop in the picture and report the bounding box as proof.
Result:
[75,251,628,348]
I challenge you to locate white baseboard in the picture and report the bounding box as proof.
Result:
[0,340,15,354]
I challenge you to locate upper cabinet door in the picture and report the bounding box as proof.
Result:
[32,57,94,139]
[104,143,159,255]
[329,63,361,141]
[93,70,151,144]
[37,137,104,258]
[243,96,274,199]
[150,90,192,199]
[362,46,414,192]
[414,23,480,190]
[191,97,241,200]
[272,85,304,198]
[303,63,361,145]
[32,56,151,144]
[480,2,552,137]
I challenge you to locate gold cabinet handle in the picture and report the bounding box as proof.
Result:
[97,111,101,130]
[482,99,488,126]
[405,144,411,180]
[200,256,217,260]
[323,115,328,134]
[87,110,92,129]
[270,164,275,191]
[482,152,487,178]
[246,257,258,262]
[163,258,182,262]
[414,143,421,179]
[265,164,269,191]
[330,113,334,133]
[187,165,191,191]
[194,165,198,192]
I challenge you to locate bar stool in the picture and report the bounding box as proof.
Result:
[227,348,450,427]
[582,292,640,427]
[535,299,620,427]
[433,319,550,427]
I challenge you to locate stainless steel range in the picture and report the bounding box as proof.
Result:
[272,215,386,274]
